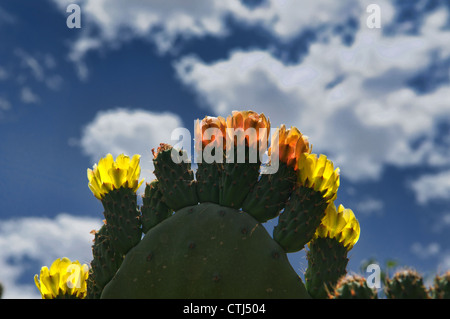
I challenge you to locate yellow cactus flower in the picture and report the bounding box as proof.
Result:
[225,110,270,152]
[87,153,144,200]
[34,257,89,299]
[269,125,312,170]
[297,153,340,202]
[194,115,227,151]
[313,203,361,250]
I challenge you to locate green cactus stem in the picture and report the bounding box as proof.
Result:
[87,224,123,299]
[304,237,349,299]
[140,180,173,234]
[195,161,222,204]
[152,143,198,211]
[273,186,329,253]
[219,150,261,209]
[101,187,142,256]
[242,162,297,223]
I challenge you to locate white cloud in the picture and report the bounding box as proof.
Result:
[0,97,11,111]
[50,0,391,79]
[0,214,102,299]
[20,87,40,104]
[174,6,450,182]
[231,0,386,40]
[354,197,384,216]
[48,1,450,185]
[410,170,450,205]
[14,49,45,82]
[78,108,185,190]
[13,49,64,91]
[51,0,393,53]
[51,0,234,63]
[411,242,440,259]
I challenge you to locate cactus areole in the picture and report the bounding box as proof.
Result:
[101,203,310,298]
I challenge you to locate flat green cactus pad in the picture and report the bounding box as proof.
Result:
[101,202,310,299]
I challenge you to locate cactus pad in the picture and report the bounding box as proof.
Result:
[101,202,310,299]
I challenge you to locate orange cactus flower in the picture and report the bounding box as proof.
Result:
[270,125,312,170]
[194,115,227,151]
[225,110,270,152]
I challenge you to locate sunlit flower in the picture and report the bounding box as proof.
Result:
[194,116,227,152]
[269,125,312,170]
[312,203,360,250]
[225,110,270,152]
[34,257,89,299]
[297,153,340,203]
[87,153,144,200]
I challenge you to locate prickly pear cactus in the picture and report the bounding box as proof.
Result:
[328,274,378,299]
[96,111,360,299]
[384,269,429,299]
[430,271,450,299]
[34,110,363,299]
[304,203,360,299]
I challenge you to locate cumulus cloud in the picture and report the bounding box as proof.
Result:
[51,0,394,52]
[410,170,450,205]
[174,6,450,182]
[78,108,185,190]
[0,214,102,299]
[50,0,389,79]
[48,0,450,186]
[51,0,234,65]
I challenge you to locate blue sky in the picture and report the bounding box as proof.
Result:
[1,0,450,298]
